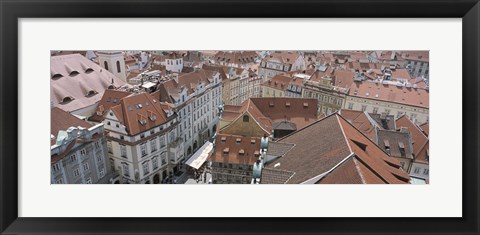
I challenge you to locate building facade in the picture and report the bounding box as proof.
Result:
[97,51,128,82]
[102,92,179,184]
[51,107,114,184]
[345,81,429,124]
[258,52,306,81]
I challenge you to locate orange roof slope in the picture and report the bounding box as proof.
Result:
[89,90,132,122]
[209,134,261,165]
[110,92,169,136]
[264,114,410,184]
[51,107,93,145]
[349,81,429,108]
[396,115,429,164]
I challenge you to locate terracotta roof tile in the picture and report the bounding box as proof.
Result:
[51,107,93,145]
[349,81,429,108]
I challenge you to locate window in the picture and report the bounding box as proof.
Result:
[243,115,249,122]
[94,141,100,149]
[140,143,147,156]
[80,149,86,156]
[52,163,60,173]
[73,168,80,177]
[348,103,354,109]
[104,61,109,70]
[99,168,105,178]
[120,145,127,158]
[400,162,405,169]
[85,177,92,184]
[414,167,420,174]
[122,164,130,177]
[116,61,121,73]
[107,141,113,154]
[55,178,64,184]
[83,162,89,171]
[152,156,159,169]
[150,138,157,152]
[161,152,167,165]
[143,162,150,175]
[361,105,367,112]
[97,154,103,162]
[160,136,166,148]
[70,154,77,162]
[423,169,429,175]
[373,107,379,114]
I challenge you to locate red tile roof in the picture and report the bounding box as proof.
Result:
[349,81,429,108]
[264,113,410,184]
[109,92,169,136]
[89,90,132,122]
[396,115,429,164]
[51,107,93,146]
[209,134,261,165]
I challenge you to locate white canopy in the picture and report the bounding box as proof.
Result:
[185,141,213,169]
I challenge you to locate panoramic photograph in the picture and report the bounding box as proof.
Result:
[50,50,429,184]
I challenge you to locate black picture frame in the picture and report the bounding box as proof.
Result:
[1,0,479,234]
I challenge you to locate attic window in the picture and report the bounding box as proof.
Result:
[86,90,97,97]
[148,111,157,121]
[269,102,274,107]
[303,102,309,108]
[285,102,290,107]
[52,74,63,80]
[85,68,94,74]
[399,142,406,157]
[352,139,367,151]
[136,104,143,109]
[69,71,80,76]
[138,114,147,125]
[220,137,226,143]
[113,98,118,103]
[61,96,74,103]
[254,151,260,157]
[127,106,133,111]
[236,138,241,144]
[251,139,256,144]
[239,149,245,155]
[223,148,230,154]
[243,115,249,122]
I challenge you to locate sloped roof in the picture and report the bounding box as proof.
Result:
[264,114,410,184]
[51,107,93,146]
[109,92,169,136]
[160,69,218,97]
[396,115,429,164]
[377,129,413,159]
[349,81,429,109]
[220,97,318,136]
[208,134,261,165]
[50,54,126,112]
[89,90,132,122]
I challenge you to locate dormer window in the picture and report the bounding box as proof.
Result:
[243,115,249,122]
[61,96,74,103]
[86,90,97,97]
[69,71,80,76]
[96,105,105,116]
[85,68,94,74]
[138,114,147,125]
[51,74,63,80]
[148,111,157,121]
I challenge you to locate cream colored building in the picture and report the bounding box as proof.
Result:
[345,81,429,124]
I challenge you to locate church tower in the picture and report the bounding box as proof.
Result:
[97,51,127,83]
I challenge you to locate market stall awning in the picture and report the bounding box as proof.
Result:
[185,141,213,169]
